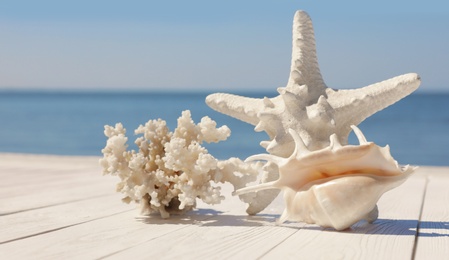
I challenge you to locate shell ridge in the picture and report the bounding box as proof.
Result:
[351,125,368,144]
[245,154,279,164]
[233,181,279,196]
[288,128,309,157]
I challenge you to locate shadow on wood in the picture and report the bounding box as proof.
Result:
[292,219,449,237]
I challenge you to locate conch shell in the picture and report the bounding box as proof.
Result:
[234,125,416,230]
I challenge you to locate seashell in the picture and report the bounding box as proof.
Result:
[234,125,416,230]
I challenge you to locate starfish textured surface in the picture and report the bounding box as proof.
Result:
[206,10,421,158]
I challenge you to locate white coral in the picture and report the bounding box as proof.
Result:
[100,110,262,218]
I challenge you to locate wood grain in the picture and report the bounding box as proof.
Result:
[414,167,449,260]
[260,171,428,260]
[0,154,448,259]
[0,195,131,243]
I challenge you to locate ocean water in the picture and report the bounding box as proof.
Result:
[0,90,448,166]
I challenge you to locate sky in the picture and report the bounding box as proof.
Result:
[0,0,448,92]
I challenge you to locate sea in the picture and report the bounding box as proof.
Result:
[0,90,448,166]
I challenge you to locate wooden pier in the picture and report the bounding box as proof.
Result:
[1,154,448,259]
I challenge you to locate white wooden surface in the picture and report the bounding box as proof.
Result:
[0,153,448,259]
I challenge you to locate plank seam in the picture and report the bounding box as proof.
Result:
[411,175,429,260]
[0,209,133,245]
[95,214,219,259]
[0,193,113,216]
[257,227,300,260]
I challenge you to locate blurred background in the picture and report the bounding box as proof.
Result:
[0,1,448,165]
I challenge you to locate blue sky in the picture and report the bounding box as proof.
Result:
[0,1,448,92]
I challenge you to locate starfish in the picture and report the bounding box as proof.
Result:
[206,10,421,158]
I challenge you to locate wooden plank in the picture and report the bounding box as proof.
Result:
[414,167,449,260]
[1,153,447,259]
[25,170,427,260]
[0,153,103,191]
[0,168,93,188]
[0,154,121,215]
[0,161,99,175]
[105,218,301,260]
[98,186,301,259]
[0,209,218,259]
[259,169,428,260]
[0,179,290,259]
[0,153,100,170]
[0,168,110,199]
[0,194,132,243]
[0,171,117,215]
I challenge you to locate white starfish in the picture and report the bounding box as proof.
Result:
[206,10,421,158]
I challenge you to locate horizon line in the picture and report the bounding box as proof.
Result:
[0,86,447,95]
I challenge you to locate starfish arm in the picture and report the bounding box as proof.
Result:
[205,93,264,125]
[328,73,421,132]
[288,10,326,91]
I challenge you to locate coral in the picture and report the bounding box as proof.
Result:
[100,110,262,218]
[100,10,420,230]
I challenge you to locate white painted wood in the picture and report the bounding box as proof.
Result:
[0,179,291,259]
[0,153,100,170]
[414,167,449,260]
[0,154,119,215]
[0,153,448,259]
[0,168,110,199]
[0,194,131,243]
[0,178,117,215]
[0,153,103,194]
[0,209,217,259]
[0,168,91,188]
[260,171,428,260]
[0,163,100,181]
[106,218,302,260]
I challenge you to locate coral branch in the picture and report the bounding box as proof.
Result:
[100,110,262,218]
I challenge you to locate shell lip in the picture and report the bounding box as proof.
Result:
[290,171,413,193]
